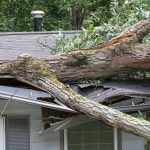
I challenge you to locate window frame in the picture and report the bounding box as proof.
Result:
[63,123,118,150]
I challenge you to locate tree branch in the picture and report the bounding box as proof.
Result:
[37,77,150,140]
[0,54,150,140]
[82,19,150,50]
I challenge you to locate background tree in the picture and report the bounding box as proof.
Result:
[51,0,150,53]
[0,0,111,31]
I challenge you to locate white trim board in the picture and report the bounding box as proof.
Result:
[0,117,5,150]
[64,129,68,150]
[114,128,118,150]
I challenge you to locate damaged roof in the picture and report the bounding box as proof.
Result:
[0,31,150,132]
[0,31,150,113]
[71,80,150,111]
[1,79,150,133]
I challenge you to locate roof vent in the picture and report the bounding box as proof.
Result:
[31,10,44,31]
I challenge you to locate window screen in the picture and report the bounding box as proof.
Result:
[6,117,30,150]
[68,121,113,150]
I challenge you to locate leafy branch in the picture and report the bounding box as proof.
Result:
[51,0,150,54]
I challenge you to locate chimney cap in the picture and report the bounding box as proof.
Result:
[31,10,44,18]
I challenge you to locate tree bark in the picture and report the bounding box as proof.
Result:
[39,20,150,82]
[0,20,150,140]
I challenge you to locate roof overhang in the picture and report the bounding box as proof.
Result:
[0,91,75,113]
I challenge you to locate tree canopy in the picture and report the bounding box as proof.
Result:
[51,0,150,53]
[0,0,111,31]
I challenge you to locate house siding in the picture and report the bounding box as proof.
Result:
[0,100,60,150]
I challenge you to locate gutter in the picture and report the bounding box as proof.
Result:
[0,91,75,113]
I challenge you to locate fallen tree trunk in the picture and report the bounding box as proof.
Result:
[1,20,150,82]
[0,20,150,140]
[45,20,150,81]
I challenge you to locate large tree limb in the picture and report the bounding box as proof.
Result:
[1,20,150,82]
[38,77,150,140]
[42,20,150,81]
[2,60,150,140]
[0,20,150,140]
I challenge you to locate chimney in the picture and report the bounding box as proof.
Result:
[31,10,44,31]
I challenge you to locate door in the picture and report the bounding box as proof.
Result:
[0,118,5,150]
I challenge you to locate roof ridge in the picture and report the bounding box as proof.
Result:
[0,30,80,36]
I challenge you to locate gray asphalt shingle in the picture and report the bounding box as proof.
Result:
[0,31,78,61]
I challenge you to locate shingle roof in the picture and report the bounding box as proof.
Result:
[0,31,79,61]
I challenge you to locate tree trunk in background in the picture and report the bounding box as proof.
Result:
[71,5,85,30]
[0,20,150,140]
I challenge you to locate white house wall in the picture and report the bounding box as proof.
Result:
[0,100,60,150]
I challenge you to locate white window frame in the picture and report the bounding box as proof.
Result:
[64,129,68,150]
[114,128,118,150]
[0,117,5,150]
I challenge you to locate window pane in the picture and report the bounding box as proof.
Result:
[68,121,114,150]
[84,144,99,150]
[99,144,114,150]
[68,132,83,144]
[83,131,98,144]
[68,145,83,150]
[99,131,113,143]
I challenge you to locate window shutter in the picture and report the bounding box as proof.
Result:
[6,117,30,150]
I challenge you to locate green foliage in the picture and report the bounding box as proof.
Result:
[51,0,150,54]
[0,0,111,31]
[51,26,102,54]
[0,0,71,31]
[84,0,112,26]
[0,0,33,31]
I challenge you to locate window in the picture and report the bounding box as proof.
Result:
[68,121,114,150]
[6,116,30,150]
